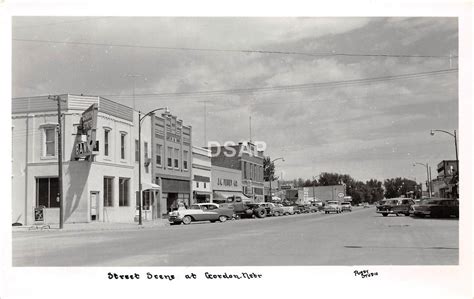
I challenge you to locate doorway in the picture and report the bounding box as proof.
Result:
[90,191,99,221]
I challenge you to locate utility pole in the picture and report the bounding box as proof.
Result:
[49,95,64,229]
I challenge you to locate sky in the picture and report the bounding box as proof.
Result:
[11,17,459,185]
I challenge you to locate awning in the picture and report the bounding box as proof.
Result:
[142,182,161,190]
[194,191,211,196]
[213,191,250,201]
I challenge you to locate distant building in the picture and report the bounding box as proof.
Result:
[209,141,265,202]
[281,185,346,204]
[432,160,458,198]
[191,146,212,203]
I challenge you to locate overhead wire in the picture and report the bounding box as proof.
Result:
[100,68,458,100]
[12,38,457,59]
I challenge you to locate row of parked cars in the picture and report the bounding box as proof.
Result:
[168,199,353,225]
[375,197,459,218]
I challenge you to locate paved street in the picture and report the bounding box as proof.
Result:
[12,207,458,266]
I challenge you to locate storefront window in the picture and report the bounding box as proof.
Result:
[104,177,114,207]
[36,177,59,208]
[143,190,151,210]
[119,178,130,206]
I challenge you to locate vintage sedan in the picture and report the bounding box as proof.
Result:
[411,198,459,218]
[341,202,352,212]
[376,198,415,217]
[324,201,342,214]
[168,203,234,225]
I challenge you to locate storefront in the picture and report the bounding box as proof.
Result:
[159,177,191,214]
[12,94,154,225]
[192,146,212,203]
[211,165,248,203]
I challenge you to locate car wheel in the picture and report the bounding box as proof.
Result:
[273,212,280,217]
[219,215,228,223]
[255,208,267,218]
[405,212,410,216]
[382,213,388,217]
[182,216,192,225]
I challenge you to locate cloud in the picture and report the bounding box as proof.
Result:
[11,17,459,182]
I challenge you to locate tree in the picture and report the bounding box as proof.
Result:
[383,177,417,198]
[263,157,275,182]
[365,179,384,203]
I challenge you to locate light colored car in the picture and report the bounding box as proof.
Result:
[168,203,234,225]
[324,201,342,214]
[341,202,352,212]
[263,203,284,216]
[278,204,295,215]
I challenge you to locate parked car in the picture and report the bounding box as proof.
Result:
[341,202,352,212]
[376,198,415,217]
[295,204,311,213]
[168,203,234,225]
[324,201,342,214]
[279,204,295,215]
[411,198,459,218]
[260,202,283,216]
[309,203,319,213]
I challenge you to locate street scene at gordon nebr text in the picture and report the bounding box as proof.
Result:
[11,17,459,266]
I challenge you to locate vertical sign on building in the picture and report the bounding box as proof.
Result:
[75,104,99,160]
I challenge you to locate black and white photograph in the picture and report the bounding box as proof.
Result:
[1,1,472,299]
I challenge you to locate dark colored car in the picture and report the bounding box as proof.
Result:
[376,198,415,217]
[411,198,459,218]
[297,204,311,213]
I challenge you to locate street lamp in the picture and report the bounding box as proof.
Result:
[268,157,284,202]
[138,107,169,225]
[413,162,431,197]
[430,129,458,170]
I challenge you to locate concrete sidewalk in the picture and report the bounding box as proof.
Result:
[12,219,170,233]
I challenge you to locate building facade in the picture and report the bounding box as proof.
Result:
[12,94,154,225]
[211,165,246,202]
[191,146,212,203]
[432,160,458,198]
[209,142,265,202]
[151,111,192,216]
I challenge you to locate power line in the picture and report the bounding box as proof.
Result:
[12,38,457,59]
[13,17,110,30]
[100,68,457,99]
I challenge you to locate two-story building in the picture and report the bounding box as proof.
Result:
[431,160,458,198]
[191,146,212,203]
[151,111,192,216]
[209,141,265,202]
[11,94,155,225]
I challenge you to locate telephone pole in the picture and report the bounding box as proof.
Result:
[49,95,64,229]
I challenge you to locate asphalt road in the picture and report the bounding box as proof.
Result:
[12,207,458,266]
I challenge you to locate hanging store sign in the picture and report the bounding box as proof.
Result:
[81,103,98,132]
[74,103,99,160]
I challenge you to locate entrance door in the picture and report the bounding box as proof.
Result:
[90,191,99,221]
